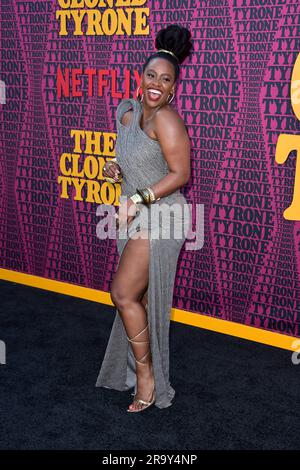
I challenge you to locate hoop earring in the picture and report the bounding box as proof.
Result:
[136,85,144,102]
[167,91,175,104]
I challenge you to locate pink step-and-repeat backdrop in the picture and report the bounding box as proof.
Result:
[1,0,300,342]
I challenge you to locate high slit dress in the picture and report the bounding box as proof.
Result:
[95,97,191,409]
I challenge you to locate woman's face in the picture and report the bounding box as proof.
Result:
[141,57,176,108]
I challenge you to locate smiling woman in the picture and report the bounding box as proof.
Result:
[96,24,193,413]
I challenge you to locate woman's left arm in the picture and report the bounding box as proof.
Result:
[150,107,191,200]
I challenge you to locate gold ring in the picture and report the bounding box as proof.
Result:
[105,175,123,183]
[105,161,114,171]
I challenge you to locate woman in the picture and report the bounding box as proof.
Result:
[96,24,193,412]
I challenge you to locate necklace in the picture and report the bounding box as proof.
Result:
[140,102,164,129]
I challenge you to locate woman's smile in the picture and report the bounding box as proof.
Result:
[147,88,163,102]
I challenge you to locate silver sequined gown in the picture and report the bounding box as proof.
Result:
[95,98,191,409]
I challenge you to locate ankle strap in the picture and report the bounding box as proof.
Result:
[127,323,149,343]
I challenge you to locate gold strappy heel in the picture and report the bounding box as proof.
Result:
[126,322,156,413]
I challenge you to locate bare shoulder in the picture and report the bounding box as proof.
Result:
[152,104,190,177]
[156,104,183,122]
[154,104,188,139]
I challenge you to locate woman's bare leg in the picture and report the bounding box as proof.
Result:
[110,230,154,411]
[141,287,148,310]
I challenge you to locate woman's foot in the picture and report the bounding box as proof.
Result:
[128,363,155,412]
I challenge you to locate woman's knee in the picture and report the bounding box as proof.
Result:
[110,281,123,308]
[111,279,146,311]
[110,281,133,310]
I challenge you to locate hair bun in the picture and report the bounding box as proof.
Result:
[155,24,192,65]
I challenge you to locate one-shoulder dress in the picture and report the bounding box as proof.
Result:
[95,97,191,409]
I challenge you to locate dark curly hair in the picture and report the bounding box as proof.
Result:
[142,24,193,82]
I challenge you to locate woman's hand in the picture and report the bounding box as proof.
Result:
[103,160,123,182]
[116,198,139,231]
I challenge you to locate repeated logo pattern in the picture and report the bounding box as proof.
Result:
[0,0,300,338]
